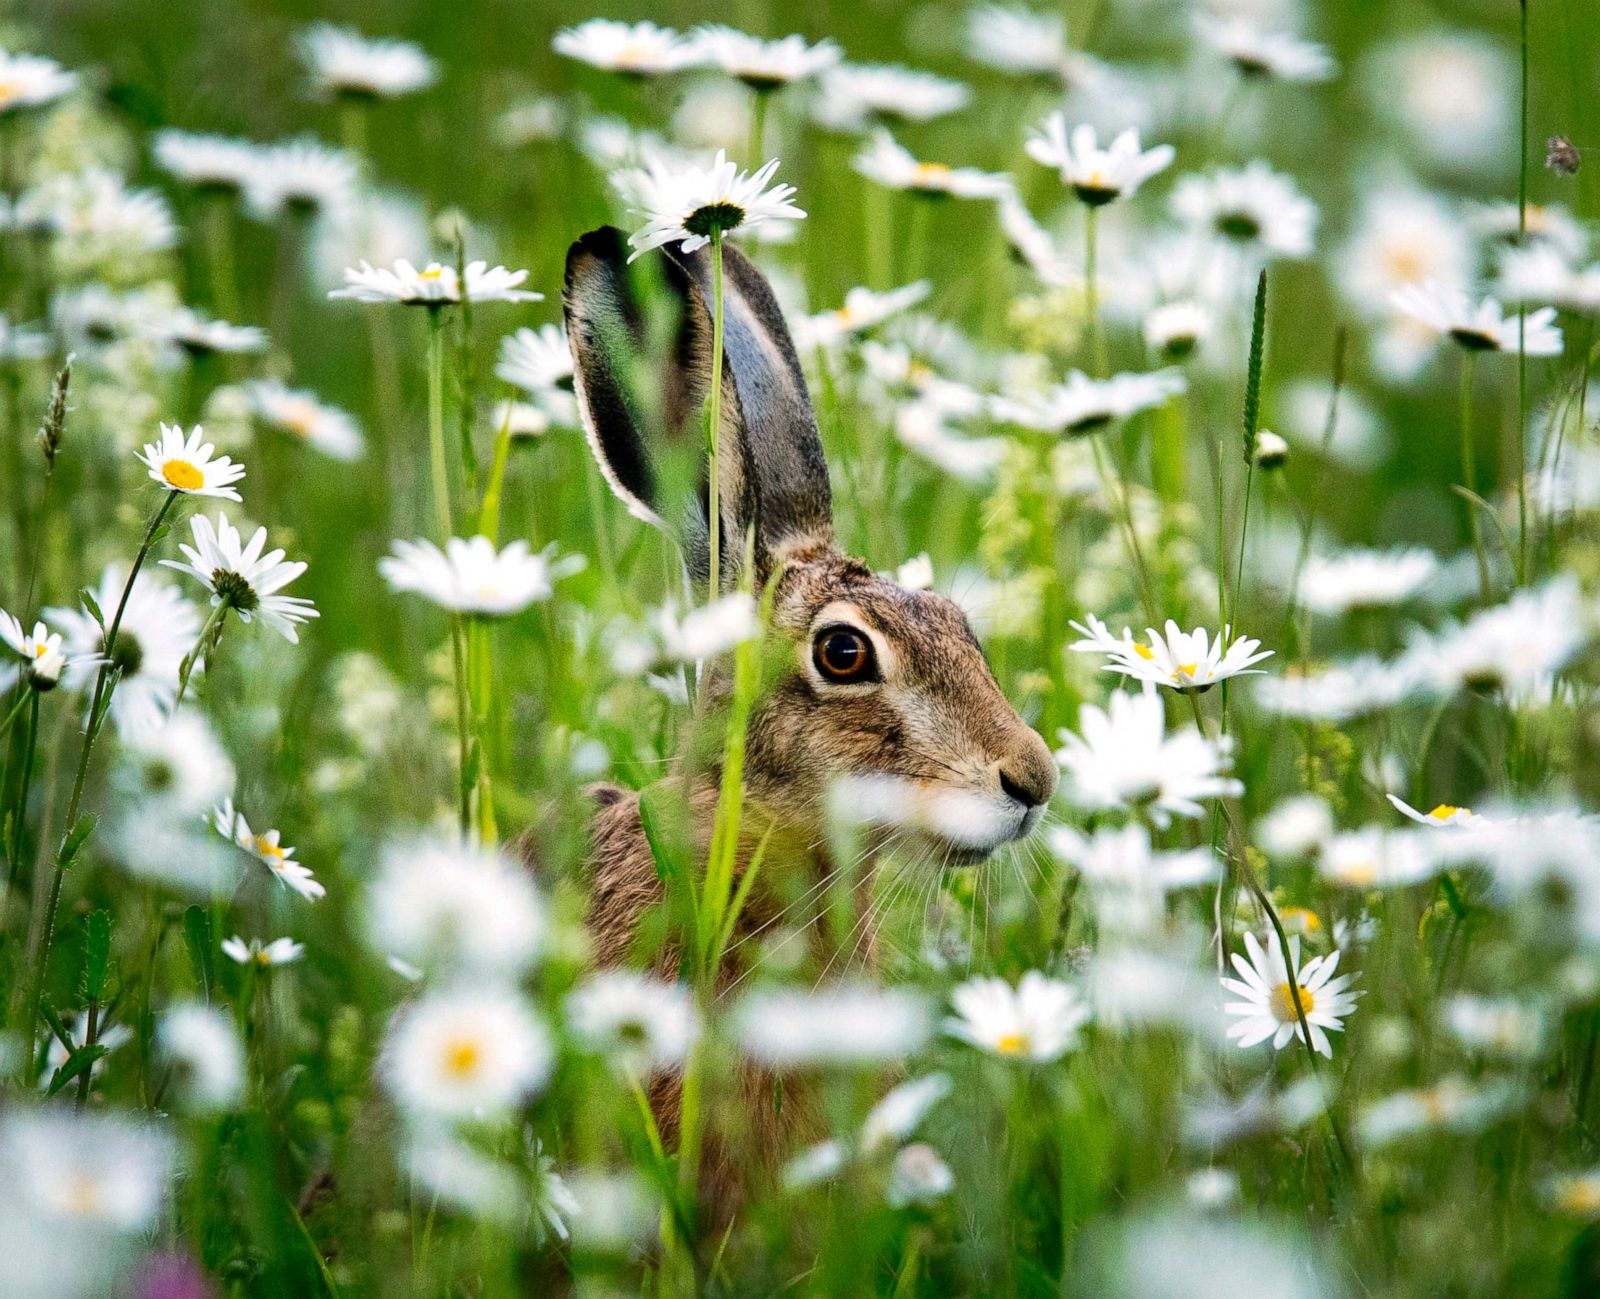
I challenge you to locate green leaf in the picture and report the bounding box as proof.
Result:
[46,1043,108,1096]
[147,522,171,548]
[1241,268,1268,464]
[83,909,113,1002]
[38,995,74,1054]
[57,813,98,868]
[81,588,105,630]
[183,905,214,1001]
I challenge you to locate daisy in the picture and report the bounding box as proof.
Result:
[297,23,438,100]
[887,1145,954,1208]
[621,149,805,259]
[990,369,1186,435]
[1336,187,1472,318]
[1055,687,1242,827]
[242,379,363,460]
[1296,546,1439,615]
[48,568,200,736]
[1195,15,1337,83]
[363,836,547,977]
[495,323,574,393]
[852,132,1012,200]
[1258,794,1335,859]
[1222,931,1359,1058]
[1368,32,1513,171]
[163,513,319,642]
[114,710,233,815]
[151,130,262,194]
[792,281,932,350]
[379,535,582,616]
[154,306,268,357]
[1496,244,1600,314]
[1253,430,1289,468]
[1026,115,1174,206]
[687,26,840,91]
[242,137,358,219]
[611,592,763,674]
[1445,995,1545,1060]
[329,258,542,305]
[221,935,305,967]
[1473,200,1589,260]
[733,984,932,1067]
[1361,1077,1519,1146]
[565,971,700,1076]
[965,5,1071,80]
[1069,614,1273,692]
[28,168,177,259]
[0,49,77,114]
[551,20,698,76]
[1,1110,170,1235]
[998,193,1071,287]
[1387,793,1480,828]
[1316,827,1436,889]
[1408,577,1588,694]
[157,1002,246,1111]
[0,610,68,692]
[1143,300,1213,360]
[135,423,246,500]
[862,1074,952,1152]
[214,797,324,900]
[895,406,1008,485]
[1172,162,1317,260]
[946,971,1089,1063]
[818,63,971,126]
[1049,823,1218,936]
[1253,656,1419,721]
[384,987,553,1119]
[1391,281,1563,355]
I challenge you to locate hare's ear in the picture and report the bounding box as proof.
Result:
[563,226,833,588]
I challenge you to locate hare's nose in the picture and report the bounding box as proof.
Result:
[999,763,1052,810]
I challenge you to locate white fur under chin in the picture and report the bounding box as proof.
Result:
[826,773,1034,856]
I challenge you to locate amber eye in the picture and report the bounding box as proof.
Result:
[813,625,878,683]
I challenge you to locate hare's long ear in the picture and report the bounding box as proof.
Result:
[563,225,833,588]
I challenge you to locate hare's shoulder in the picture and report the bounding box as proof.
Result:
[583,783,665,964]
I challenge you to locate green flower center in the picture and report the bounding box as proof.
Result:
[105,632,144,678]
[684,201,747,238]
[212,569,260,612]
[1216,211,1262,241]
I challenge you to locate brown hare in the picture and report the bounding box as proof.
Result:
[557,224,1057,1186]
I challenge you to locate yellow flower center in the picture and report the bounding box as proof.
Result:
[32,643,47,657]
[254,835,285,862]
[1558,1179,1600,1215]
[1383,242,1428,284]
[994,1031,1031,1057]
[1428,803,1466,821]
[162,459,205,491]
[1338,861,1377,887]
[442,1035,484,1080]
[913,162,953,184]
[282,398,318,438]
[1133,643,1155,660]
[59,1172,104,1219]
[419,264,447,280]
[1281,906,1322,933]
[1269,982,1315,1024]
[1175,662,1199,678]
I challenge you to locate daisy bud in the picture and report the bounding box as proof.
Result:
[1253,429,1289,468]
[27,645,65,691]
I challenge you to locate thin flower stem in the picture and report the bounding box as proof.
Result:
[471,618,496,845]
[450,614,472,840]
[21,488,178,1077]
[706,227,727,597]
[426,306,454,542]
[2,689,40,918]
[1229,458,1256,635]
[1083,205,1109,378]
[174,599,231,708]
[1087,433,1159,624]
[749,89,770,168]
[1517,0,1530,584]
[1459,350,1491,602]
[201,191,239,322]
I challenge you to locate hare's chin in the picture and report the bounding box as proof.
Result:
[927,805,1044,868]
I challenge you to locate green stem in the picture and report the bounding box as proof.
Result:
[1089,433,1158,624]
[2,689,40,918]
[1517,0,1530,584]
[1084,205,1108,378]
[201,191,239,321]
[706,228,726,597]
[426,306,453,542]
[450,615,472,840]
[470,619,496,845]
[174,599,230,709]
[748,89,770,167]
[1459,350,1491,602]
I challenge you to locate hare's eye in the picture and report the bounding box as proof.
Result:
[813,625,879,683]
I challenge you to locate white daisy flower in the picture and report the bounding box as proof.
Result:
[818,63,971,125]
[0,1109,170,1236]
[1025,115,1174,206]
[1253,432,1289,470]
[1055,687,1242,827]
[157,1002,246,1110]
[852,131,1012,200]
[792,281,932,350]
[1143,300,1213,360]
[135,422,246,499]
[887,1145,955,1208]
[964,5,1071,80]
[894,405,1008,485]
[221,935,305,967]
[1297,546,1439,615]
[1474,200,1590,260]
[946,971,1089,1063]
[1408,577,1588,694]
[1195,15,1336,83]
[0,49,77,114]
[610,592,762,674]
[1069,614,1273,693]
[1391,281,1563,355]
[489,399,550,438]
[242,379,364,460]
[214,797,324,900]
[329,257,542,305]
[1317,827,1436,890]
[242,137,359,219]
[48,568,200,736]
[565,971,700,1077]
[687,26,840,90]
[1336,186,1472,319]
[1258,794,1335,859]
[1048,823,1219,936]
[1172,162,1318,260]
[384,987,553,1119]
[1368,31,1513,171]
[1445,995,1545,1060]
[1253,656,1420,722]
[495,323,574,393]
[154,306,268,357]
[1222,931,1360,1058]
[162,513,319,642]
[990,368,1186,436]
[552,20,698,76]
[621,148,805,259]
[152,130,262,193]
[733,984,932,1067]
[862,1073,952,1152]
[1361,1077,1519,1146]
[24,167,177,259]
[997,193,1071,287]
[0,610,68,692]
[379,535,583,616]
[113,710,234,817]
[363,836,547,978]
[1387,793,1480,828]
[1496,244,1600,315]
[297,22,438,100]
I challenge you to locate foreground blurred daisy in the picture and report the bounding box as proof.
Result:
[734,984,932,1067]
[853,132,1011,200]
[565,971,699,1077]
[1296,546,1438,615]
[163,513,319,643]
[495,323,574,394]
[1222,931,1359,1058]
[1407,576,1588,694]
[1195,15,1337,83]
[329,258,542,306]
[0,610,67,692]
[1056,688,1241,827]
[621,148,805,258]
[688,26,840,91]
[1070,614,1272,692]
[946,972,1089,1063]
[1316,827,1436,890]
[1049,823,1219,936]
[990,369,1186,436]
[611,592,762,673]
[793,281,931,350]
[0,1109,170,1238]
[221,935,304,967]
[0,49,78,114]
[158,1002,246,1111]
[819,63,970,126]
[380,536,583,616]
[1387,793,1480,828]
[297,22,437,100]
[1390,281,1563,356]
[385,987,553,1119]
[1026,115,1173,206]
[214,797,324,900]
[1172,162,1317,261]
[135,423,245,500]
[243,379,364,460]
[155,306,267,358]
[552,19,698,76]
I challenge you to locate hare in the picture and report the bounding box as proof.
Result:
[556,225,1057,1187]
